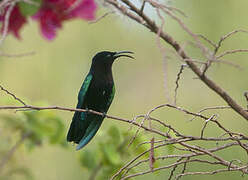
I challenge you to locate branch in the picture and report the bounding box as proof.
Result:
[0,105,167,137]
[105,0,248,121]
[174,64,187,105]
[0,85,26,105]
[0,0,15,46]
[176,166,248,179]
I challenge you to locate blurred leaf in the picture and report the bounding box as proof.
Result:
[79,150,97,170]
[107,126,121,144]
[25,112,52,136]
[166,144,175,154]
[1,114,26,132]
[23,111,66,146]
[101,143,121,166]
[4,167,33,180]
[18,0,41,17]
[128,133,150,158]
[99,166,121,180]
[0,96,20,105]
[1,110,66,151]
[40,113,65,144]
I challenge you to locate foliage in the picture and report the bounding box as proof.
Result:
[78,125,152,179]
[2,111,67,149]
[0,110,67,179]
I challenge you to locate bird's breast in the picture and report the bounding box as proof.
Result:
[84,78,113,111]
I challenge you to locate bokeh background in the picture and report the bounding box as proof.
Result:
[1,0,248,179]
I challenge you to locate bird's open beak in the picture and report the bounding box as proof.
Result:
[113,51,134,59]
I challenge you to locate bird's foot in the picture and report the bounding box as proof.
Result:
[85,108,89,114]
[101,112,107,118]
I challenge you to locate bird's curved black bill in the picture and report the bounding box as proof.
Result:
[113,51,134,59]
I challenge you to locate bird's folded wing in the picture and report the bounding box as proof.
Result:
[77,73,93,108]
[67,73,93,142]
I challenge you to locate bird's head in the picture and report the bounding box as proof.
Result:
[91,51,134,69]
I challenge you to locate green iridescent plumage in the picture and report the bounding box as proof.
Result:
[67,51,133,150]
[77,74,93,107]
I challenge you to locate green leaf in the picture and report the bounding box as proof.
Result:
[1,114,26,132]
[22,111,66,148]
[44,116,65,144]
[107,126,121,144]
[130,134,150,158]
[166,144,175,154]
[25,112,51,138]
[18,0,41,17]
[101,143,121,166]
[79,150,97,170]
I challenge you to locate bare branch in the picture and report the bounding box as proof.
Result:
[176,166,248,179]
[200,114,217,138]
[105,0,248,121]
[216,49,248,59]
[198,34,217,49]
[0,51,36,58]
[0,84,26,105]
[149,137,155,172]
[0,0,15,46]
[215,29,248,55]
[174,64,186,105]
[168,157,184,180]
[89,11,115,24]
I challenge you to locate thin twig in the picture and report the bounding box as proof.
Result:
[176,166,248,179]
[174,64,186,105]
[0,1,15,46]
[88,163,102,180]
[215,29,248,55]
[217,49,248,59]
[168,157,184,180]
[0,51,36,58]
[200,114,217,138]
[0,84,26,105]
[106,0,248,120]
[89,11,115,24]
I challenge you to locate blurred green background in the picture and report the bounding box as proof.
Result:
[1,0,248,179]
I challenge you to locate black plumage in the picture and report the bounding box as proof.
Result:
[67,51,134,150]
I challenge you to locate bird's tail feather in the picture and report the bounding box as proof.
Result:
[67,112,85,143]
[76,118,103,150]
[67,120,77,142]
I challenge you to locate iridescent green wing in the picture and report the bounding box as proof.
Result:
[77,73,93,108]
[76,84,115,150]
[67,73,92,142]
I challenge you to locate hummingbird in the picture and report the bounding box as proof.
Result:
[67,51,134,150]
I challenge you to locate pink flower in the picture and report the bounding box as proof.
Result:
[0,5,27,39]
[33,0,97,40]
[69,0,97,20]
